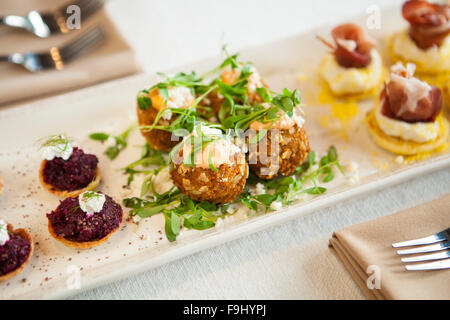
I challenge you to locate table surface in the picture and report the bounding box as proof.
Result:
[44,0,448,299]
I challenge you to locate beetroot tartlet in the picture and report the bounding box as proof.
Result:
[0,221,33,282]
[46,191,123,249]
[38,135,101,197]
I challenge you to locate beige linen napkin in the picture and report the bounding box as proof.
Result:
[0,0,139,105]
[329,194,450,300]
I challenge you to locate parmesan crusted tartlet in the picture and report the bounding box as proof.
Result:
[318,23,383,96]
[367,63,449,155]
[0,221,33,282]
[389,0,450,74]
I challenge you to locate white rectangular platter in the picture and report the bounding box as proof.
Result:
[0,6,449,299]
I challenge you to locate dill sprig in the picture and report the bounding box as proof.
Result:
[38,134,72,151]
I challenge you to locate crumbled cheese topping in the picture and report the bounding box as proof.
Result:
[166,86,195,109]
[0,220,9,246]
[336,38,357,52]
[78,191,106,218]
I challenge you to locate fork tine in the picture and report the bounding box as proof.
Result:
[401,250,450,263]
[59,25,105,63]
[392,230,448,248]
[405,259,450,271]
[397,241,450,255]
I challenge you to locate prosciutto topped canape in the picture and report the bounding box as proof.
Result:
[0,221,33,282]
[318,23,383,96]
[367,62,449,155]
[38,134,101,198]
[390,0,450,73]
[46,191,123,249]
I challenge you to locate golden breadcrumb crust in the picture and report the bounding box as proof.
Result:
[171,156,248,205]
[0,225,33,282]
[39,161,101,198]
[248,125,310,179]
[136,104,182,152]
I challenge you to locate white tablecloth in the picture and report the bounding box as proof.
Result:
[71,0,450,299]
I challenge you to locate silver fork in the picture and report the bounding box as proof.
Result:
[0,0,104,38]
[0,25,105,72]
[393,228,450,271]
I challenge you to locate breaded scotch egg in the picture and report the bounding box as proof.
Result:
[137,86,195,151]
[206,63,265,115]
[248,104,310,179]
[170,126,248,204]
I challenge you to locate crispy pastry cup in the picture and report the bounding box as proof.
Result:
[39,160,101,197]
[0,225,33,282]
[47,210,123,249]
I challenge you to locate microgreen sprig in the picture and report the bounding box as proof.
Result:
[89,122,137,160]
[238,146,344,211]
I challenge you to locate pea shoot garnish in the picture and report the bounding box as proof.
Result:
[89,123,137,160]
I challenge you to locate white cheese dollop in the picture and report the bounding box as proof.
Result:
[166,86,195,110]
[319,48,383,95]
[0,220,10,246]
[392,31,450,73]
[375,106,440,143]
[41,143,73,161]
[78,191,106,218]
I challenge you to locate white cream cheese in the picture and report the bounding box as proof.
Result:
[41,140,73,161]
[221,64,264,93]
[250,104,305,131]
[78,191,106,218]
[375,106,439,143]
[166,86,195,110]
[319,48,383,95]
[392,31,450,72]
[0,220,9,246]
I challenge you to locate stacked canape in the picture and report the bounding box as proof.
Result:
[0,220,33,282]
[390,0,450,109]
[38,134,101,197]
[367,62,449,155]
[46,191,123,249]
[390,0,450,74]
[318,23,384,97]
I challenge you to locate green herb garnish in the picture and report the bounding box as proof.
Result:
[89,122,137,160]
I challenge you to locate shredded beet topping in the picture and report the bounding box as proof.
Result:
[318,23,375,68]
[43,147,99,191]
[380,86,442,123]
[402,0,450,49]
[47,194,122,242]
[0,233,31,276]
